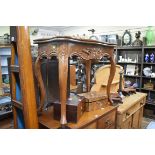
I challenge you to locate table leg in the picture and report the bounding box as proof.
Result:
[85,60,91,92]
[107,55,116,105]
[34,57,46,113]
[58,55,69,127]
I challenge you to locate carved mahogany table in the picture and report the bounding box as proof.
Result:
[34,36,116,128]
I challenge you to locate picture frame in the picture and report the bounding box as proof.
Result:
[122,30,132,46]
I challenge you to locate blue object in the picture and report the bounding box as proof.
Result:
[146,121,155,129]
[144,53,149,62]
[16,108,25,129]
[150,53,155,63]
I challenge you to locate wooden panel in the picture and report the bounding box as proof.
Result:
[122,102,140,122]
[70,65,76,86]
[116,93,147,129]
[97,109,116,129]
[16,27,38,128]
[117,92,147,114]
[84,122,97,129]
[138,107,144,128]
[132,109,141,129]
[121,116,132,129]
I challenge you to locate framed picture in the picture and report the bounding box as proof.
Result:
[122,30,132,46]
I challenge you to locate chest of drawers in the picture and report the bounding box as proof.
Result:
[39,105,117,129]
[116,92,147,129]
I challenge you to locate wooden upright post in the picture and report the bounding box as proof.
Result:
[16,26,38,128]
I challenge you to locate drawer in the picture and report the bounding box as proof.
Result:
[97,110,116,129]
[122,102,141,122]
[84,122,97,129]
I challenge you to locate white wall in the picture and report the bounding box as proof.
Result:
[1,26,155,45]
[0,26,10,36]
[61,26,155,42]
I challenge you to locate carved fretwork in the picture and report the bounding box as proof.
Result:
[38,44,58,59]
[69,46,112,60]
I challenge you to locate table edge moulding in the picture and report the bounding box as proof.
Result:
[33,36,116,128]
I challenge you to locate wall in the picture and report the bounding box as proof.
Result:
[61,26,155,44]
[1,26,155,45]
[0,26,10,36]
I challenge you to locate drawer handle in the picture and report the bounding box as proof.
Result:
[126,112,130,117]
[105,120,113,126]
[140,103,144,106]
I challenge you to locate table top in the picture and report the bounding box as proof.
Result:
[34,36,116,47]
[117,92,147,114]
[39,105,117,129]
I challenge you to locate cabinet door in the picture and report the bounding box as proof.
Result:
[121,117,132,129]
[132,109,141,129]
[138,107,144,128]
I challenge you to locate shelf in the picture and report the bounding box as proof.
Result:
[117,62,141,65]
[12,100,23,110]
[116,46,142,50]
[98,61,110,64]
[143,46,155,49]
[10,65,19,73]
[143,62,155,65]
[70,62,78,65]
[124,74,141,78]
[2,73,9,75]
[0,110,12,118]
[0,44,11,48]
[146,100,155,106]
[142,76,155,79]
[141,88,155,92]
[1,66,8,67]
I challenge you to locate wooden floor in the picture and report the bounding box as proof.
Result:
[0,117,153,129]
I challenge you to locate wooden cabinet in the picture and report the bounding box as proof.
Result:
[97,110,116,129]
[39,105,117,129]
[116,92,147,129]
[121,117,132,129]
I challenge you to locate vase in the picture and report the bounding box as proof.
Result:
[144,53,149,62]
[146,26,154,46]
[150,53,155,63]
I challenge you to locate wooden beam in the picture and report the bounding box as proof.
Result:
[16,26,38,128]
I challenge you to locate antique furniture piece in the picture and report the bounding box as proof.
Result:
[53,93,85,123]
[39,105,117,129]
[91,65,124,94]
[10,26,38,128]
[116,92,147,129]
[33,58,70,108]
[34,36,116,128]
[78,91,108,112]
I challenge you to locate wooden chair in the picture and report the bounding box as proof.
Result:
[91,65,124,94]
